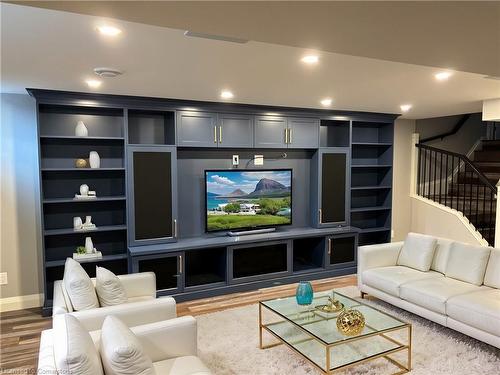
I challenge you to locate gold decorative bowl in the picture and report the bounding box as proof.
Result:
[336,308,366,336]
[315,301,344,313]
[75,158,88,168]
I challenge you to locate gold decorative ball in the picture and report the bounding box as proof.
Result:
[336,308,365,336]
[75,158,88,168]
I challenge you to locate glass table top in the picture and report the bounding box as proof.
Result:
[261,290,408,346]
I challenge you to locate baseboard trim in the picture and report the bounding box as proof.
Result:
[0,293,43,312]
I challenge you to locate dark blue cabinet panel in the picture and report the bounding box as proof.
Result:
[254,116,288,148]
[217,113,254,148]
[177,111,218,147]
[287,117,320,149]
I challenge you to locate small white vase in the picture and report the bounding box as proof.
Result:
[73,217,83,229]
[85,237,94,254]
[75,121,88,137]
[85,216,92,225]
[89,151,100,169]
[79,184,89,196]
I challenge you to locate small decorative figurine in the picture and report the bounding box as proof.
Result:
[89,151,100,168]
[75,121,88,137]
[336,308,366,336]
[75,158,88,168]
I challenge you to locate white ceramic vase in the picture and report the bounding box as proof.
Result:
[73,217,83,229]
[79,184,89,196]
[89,151,100,169]
[85,237,94,254]
[75,121,88,137]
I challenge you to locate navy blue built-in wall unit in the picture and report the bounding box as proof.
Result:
[28,89,397,315]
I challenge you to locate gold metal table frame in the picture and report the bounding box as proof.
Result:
[258,296,412,375]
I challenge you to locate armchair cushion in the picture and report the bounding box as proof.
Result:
[100,316,155,375]
[431,237,454,274]
[397,232,437,272]
[153,356,212,375]
[96,266,127,307]
[63,258,99,311]
[484,248,500,288]
[445,242,491,285]
[53,314,104,375]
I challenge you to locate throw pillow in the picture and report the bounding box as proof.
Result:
[445,242,491,285]
[63,258,99,311]
[53,314,104,375]
[397,232,437,272]
[100,315,156,375]
[95,266,128,307]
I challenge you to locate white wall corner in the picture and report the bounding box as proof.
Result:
[0,293,43,312]
[482,98,500,121]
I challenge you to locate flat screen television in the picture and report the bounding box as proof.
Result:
[205,169,292,232]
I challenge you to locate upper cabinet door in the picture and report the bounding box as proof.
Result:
[127,146,178,246]
[217,113,254,148]
[287,117,320,149]
[176,111,218,147]
[254,116,288,148]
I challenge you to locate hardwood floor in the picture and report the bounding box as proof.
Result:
[0,275,356,373]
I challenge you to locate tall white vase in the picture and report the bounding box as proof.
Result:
[89,151,100,169]
[75,121,88,137]
[85,237,94,254]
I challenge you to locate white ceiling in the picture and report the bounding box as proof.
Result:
[1,3,499,119]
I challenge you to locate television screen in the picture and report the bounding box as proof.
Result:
[205,169,292,232]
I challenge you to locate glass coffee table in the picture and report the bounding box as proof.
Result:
[259,290,411,374]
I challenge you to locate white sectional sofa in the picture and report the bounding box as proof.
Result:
[358,233,500,348]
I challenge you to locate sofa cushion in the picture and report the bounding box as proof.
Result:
[445,242,491,285]
[362,266,443,297]
[96,266,128,307]
[484,248,500,289]
[431,238,454,274]
[63,258,99,311]
[53,314,104,375]
[397,232,437,272]
[153,356,212,375]
[400,277,486,315]
[100,316,156,375]
[446,289,500,337]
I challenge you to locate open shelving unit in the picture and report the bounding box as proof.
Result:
[37,103,128,305]
[350,121,393,245]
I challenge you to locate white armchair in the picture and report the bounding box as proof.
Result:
[38,315,213,375]
[52,271,177,330]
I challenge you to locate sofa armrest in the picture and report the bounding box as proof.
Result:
[132,316,198,362]
[358,241,403,286]
[118,272,156,299]
[52,280,70,316]
[37,329,57,373]
[70,296,177,331]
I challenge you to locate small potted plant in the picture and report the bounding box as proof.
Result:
[76,246,86,255]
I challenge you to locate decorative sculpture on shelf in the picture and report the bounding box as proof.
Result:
[89,151,100,168]
[336,308,366,336]
[75,121,88,137]
[75,184,97,200]
[75,158,88,168]
[85,237,95,254]
[315,292,344,313]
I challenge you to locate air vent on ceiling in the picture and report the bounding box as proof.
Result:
[94,67,123,78]
[184,30,249,44]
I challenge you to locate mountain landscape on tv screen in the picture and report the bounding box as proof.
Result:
[206,171,292,231]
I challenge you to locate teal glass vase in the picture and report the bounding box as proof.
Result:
[296,281,313,305]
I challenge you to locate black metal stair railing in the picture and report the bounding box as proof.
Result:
[416,143,497,247]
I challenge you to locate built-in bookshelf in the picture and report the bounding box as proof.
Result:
[37,104,128,304]
[350,121,393,245]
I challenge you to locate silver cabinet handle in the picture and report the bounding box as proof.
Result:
[284,128,288,144]
[289,128,292,144]
[319,209,323,224]
[219,125,222,143]
[179,255,183,274]
[173,219,178,238]
[328,238,332,254]
[214,126,217,143]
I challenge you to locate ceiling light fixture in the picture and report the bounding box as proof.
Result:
[85,79,102,89]
[301,55,319,64]
[220,90,234,99]
[96,25,122,36]
[400,104,412,112]
[320,98,333,107]
[435,71,453,81]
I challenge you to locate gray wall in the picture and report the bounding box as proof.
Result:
[0,93,43,299]
[416,113,486,155]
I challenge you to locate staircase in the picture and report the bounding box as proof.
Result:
[416,141,498,246]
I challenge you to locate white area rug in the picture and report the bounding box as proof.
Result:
[196,286,500,374]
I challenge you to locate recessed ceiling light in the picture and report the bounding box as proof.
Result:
[320,98,333,107]
[435,71,453,81]
[220,90,234,99]
[85,79,102,89]
[400,104,412,112]
[301,55,319,64]
[96,25,122,36]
